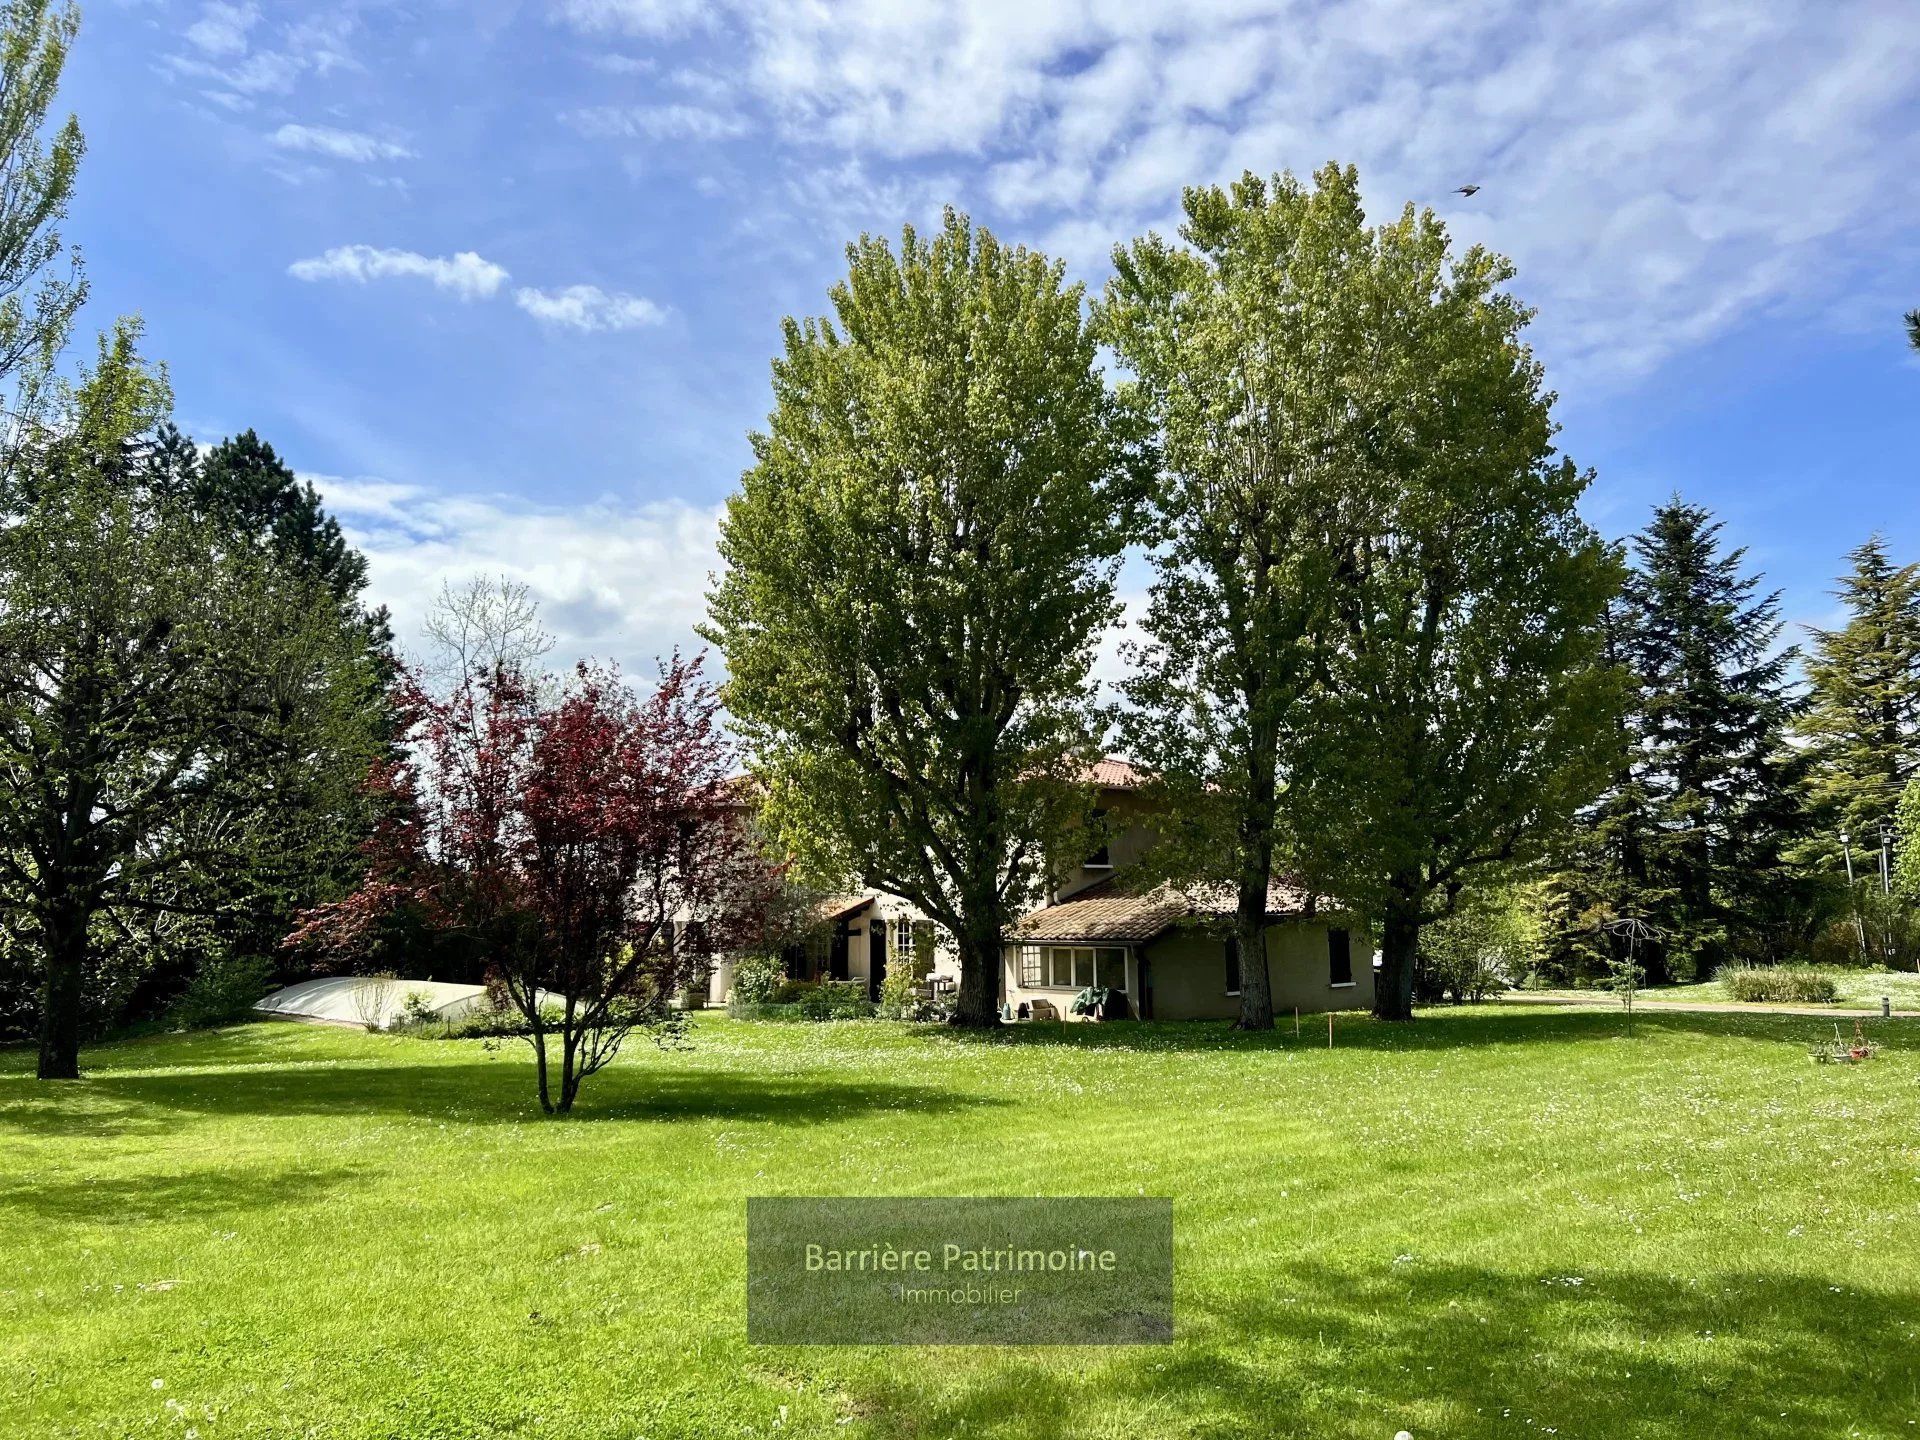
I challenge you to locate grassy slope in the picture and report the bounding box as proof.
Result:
[2,1010,1917,1440]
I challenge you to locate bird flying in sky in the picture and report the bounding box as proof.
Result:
[1455,184,1480,196]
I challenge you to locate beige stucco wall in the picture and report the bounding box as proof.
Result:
[1052,794,1163,902]
[1001,918,1374,1022]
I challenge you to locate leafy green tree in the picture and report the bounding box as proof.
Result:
[0,0,84,393]
[0,327,385,1078]
[1799,536,1920,870]
[1096,167,1363,1029]
[702,210,1150,1027]
[1906,309,1919,352]
[1617,499,1810,979]
[1279,190,1621,1021]
[1895,774,1920,900]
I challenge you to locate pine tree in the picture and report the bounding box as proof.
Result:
[1800,536,1920,870]
[1618,499,1808,980]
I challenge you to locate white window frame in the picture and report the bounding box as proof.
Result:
[1017,945,1129,992]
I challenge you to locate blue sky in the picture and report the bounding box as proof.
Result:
[67,0,1920,678]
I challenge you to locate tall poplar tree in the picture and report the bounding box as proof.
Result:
[1096,167,1363,1030]
[1273,177,1620,1021]
[703,210,1150,1027]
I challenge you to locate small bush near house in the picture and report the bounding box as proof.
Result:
[1722,965,1840,1004]
[729,980,874,1021]
[729,951,787,1005]
[167,955,275,1030]
[877,965,919,1019]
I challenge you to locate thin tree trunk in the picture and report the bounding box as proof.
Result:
[1234,716,1281,1030]
[532,1025,554,1114]
[36,901,87,1080]
[1374,885,1421,1023]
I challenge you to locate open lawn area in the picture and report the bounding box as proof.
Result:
[4,1009,1919,1439]
[1524,969,1920,1013]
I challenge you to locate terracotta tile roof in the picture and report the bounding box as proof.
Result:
[1010,874,1313,945]
[1085,756,1149,790]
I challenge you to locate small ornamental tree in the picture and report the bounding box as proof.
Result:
[293,652,772,1113]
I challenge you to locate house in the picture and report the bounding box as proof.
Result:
[999,758,1375,1020]
[704,756,1373,1020]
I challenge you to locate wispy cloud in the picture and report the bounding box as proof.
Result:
[549,0,1920,389]
[288,245,509,299]
[515,285,668,332]
[272,123,414,163]
[563,103,748,142]
[184,0,257,56]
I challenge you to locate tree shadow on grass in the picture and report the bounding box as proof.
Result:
[0,1161,360,1223]
[0,1062,1003,1137]
[933,1006,1919,1056]
[846,1259,1917,1439]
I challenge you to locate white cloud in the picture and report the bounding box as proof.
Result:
[553,0,718,37]
[515,285,668,332]
[288,245,509,299]
[314,476,724,672]
[272,123,414,162]
[550,0,1920,388]
[185,1,257,56]
[564,103,748,142]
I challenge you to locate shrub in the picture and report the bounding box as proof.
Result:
[729,979,873,1021]
[1722,964,1839,1004]
[729,951,787,1005]
[168,954,275,1030]
[399,989,438,1026]
[877,964,919,1020]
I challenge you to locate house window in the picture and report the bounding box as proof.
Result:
[1086,808,1111,869]
[1224,936,1241,996]
[1017,945,1127,991]
[1328,927,1354,987]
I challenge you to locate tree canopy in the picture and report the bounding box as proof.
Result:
[1096,165,1366,1030]
[702,208,1151,1026]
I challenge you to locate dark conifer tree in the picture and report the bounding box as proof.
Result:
[1617,498,1809,979]
[1799,536,1920,870]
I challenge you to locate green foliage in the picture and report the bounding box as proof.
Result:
[876,962,919,1019]
[0,0,85,392]
[166,954,273,1030]
[1907,308,1919,352]
[703,208,1150,1025]
[1797,537,1920,874]
[0,326,387,1076]
[1417,885,1544,1003]
[729,979,873,1022]
[1897,775,1920,899]
[1248,174,1621,1020]
[1722,965,1839,1004]
[1096,165,1366,1029]
[728,950,787,1005]
[1547,502,1815,984]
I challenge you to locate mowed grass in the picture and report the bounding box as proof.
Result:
[1528,968,1920,1011]
[3,1009,1918,1439]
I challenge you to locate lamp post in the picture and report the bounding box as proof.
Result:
[1879,820,1894,896]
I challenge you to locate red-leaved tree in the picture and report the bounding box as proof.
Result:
[292,651,771,1113]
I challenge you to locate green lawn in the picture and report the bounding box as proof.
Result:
[1526,968,1920,1011]
[3,1009,1918,1438]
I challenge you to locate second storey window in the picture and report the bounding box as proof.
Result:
[1085,808,1111,869]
